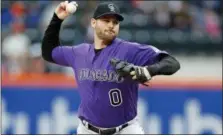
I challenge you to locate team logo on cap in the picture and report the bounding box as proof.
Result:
[108,4,115,12]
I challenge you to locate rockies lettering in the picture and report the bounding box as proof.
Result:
[78,68,124,83]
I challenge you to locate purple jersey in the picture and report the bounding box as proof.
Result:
[51,38,168,127]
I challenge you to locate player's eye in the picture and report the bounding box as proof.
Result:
[113,21,119,25]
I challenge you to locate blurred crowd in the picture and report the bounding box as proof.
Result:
[1,0,222,75]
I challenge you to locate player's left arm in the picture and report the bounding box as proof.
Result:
[130,53,180,83]
[110,44,180,83]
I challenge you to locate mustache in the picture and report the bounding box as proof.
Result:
[105,30,115,33]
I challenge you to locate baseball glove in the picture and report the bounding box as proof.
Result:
[110,58,135,77]
[110,58,152,83]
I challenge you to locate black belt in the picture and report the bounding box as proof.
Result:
[81,119,128,135]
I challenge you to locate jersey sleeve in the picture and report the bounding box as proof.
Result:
[51,46,75,66]
[127,42,169,66]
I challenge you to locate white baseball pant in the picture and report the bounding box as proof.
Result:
[77,117,144,134]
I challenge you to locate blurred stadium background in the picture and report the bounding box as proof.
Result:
[1,0,222,135]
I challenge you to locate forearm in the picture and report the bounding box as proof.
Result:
[146,54,180,77]
[41,13,63,63]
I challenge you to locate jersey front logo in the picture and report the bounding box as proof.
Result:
[78,68,124,83]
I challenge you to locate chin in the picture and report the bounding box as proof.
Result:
[104,36,115,42]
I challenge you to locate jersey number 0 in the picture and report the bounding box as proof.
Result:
[108,88,123,107]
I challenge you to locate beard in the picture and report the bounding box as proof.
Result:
[95,27,117,42]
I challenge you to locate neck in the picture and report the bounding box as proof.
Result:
[94,34,113,49]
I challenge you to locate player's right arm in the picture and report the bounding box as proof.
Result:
[41,1,76,66]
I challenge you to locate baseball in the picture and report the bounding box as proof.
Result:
[66,1,78,14]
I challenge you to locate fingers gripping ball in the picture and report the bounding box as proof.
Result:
[66,1,78,14]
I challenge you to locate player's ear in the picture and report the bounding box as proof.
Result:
[91,18,96,28]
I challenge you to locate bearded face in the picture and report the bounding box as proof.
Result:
[91,15,120,42]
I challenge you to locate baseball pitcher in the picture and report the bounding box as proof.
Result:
[41,1,180,134]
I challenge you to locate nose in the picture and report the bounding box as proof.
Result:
[108,21,115,29]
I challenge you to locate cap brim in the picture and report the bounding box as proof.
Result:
[95,12,124,21]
